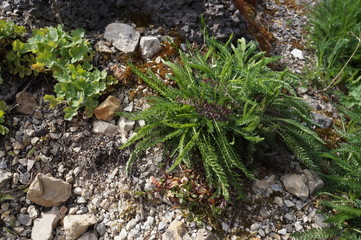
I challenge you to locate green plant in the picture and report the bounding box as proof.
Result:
[308,0,361,79]
[293,108,361,239]
[0,19,27,83]
[0,100,8,135]
[120,35,325,200]
[3,23,116,120]
[149,166,225,218]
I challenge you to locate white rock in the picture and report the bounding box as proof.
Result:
[140,36,161,59]
[118,117,135,134]
[63,214,97,240]
[221,222,230,232]
[104,23,140,53]
[0,169,12,187]
[116,228,127,240]
[1,1,12,12]
[78,231,98,240]
[92,120,119,137]
[123,102,134,112]
[31,207,60,240]
[291,48,304,59]
[278,228,287,235]
[27,205,38,219]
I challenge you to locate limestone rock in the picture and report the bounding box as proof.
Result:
[312,112,333,129]
[118,117,135,135]
[78,231,98,240]
[302,169,324,194]
[31,207,60,240]
[140,36,161,59]
[104,23,140,53]
[64,214,97,240]
[253,175,276,191]
[27,173,71,207]
[94,96,121,121]
[162,219,192,240]
[0,169,12,187]
[281,174,309,200]
[290,48,304,59]
[92,120,119,136]
[94,40,113,53]
[15,91,37,115]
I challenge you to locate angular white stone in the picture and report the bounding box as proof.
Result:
[140,36,161,59]
[64,214,97,240]
[104,23,140,53]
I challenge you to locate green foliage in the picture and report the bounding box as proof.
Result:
[0,19,26,40]
[120,35,325,200]
[0,20,27,83]
[0,100,8,135]
[308,0,361,78]
[293,108,361,239]
[1,22,116,120]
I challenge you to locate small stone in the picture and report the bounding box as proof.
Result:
[19,172,30,184]
[314,213,329,228]
[281,174,309,200]
[250,223,260,232]
[123,102,134,112]
[63,214,97,240]
[95,40,113,53]
[92,120,119,137]
[15,91,37,115]
[162,219,191,240]
[271,184,283,192]
[27,173,71,207]
[254,175,276,191]
[78,231,98,240]
[284,199,295,207]
[158,221,167,231]
[126,218,138,230]
[273,196,284,207]
[118,117,135,135]
[302,169,324,194]
[27,205,38,219]
[17,213,30,225]
[221,222,231,232]
[140,36,161,59]
[94,96,121,121]
[258,228,265,237]
[104,23,140,53]
[311,112,333,129]
[116,228,127,240]
[294,221,303,231]
[291,48,304,59]
[96,222,106,236]
[0,169,12,187]
[277,228,287,235]
[1,1,12,12]
[31,207,60,240]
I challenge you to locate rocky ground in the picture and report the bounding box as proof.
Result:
[0,0,336,239]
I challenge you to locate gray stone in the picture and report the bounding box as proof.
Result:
[0,169,11,187]
[31,207,60,240]
[140,36,161,59]
[314,213,330,229]
[271,184,283,192]
[1,1,12,12]
[312,112,333,128]
[78,231,98,240]
[92,120,119,137]
[27,173,71,207]
[94,40,113,53]
[162,220,191,240]
[281,174,309,200]
[284,199,295,208]
[104,23,140,53]
[64,214,97,240]
[254,175,276,191]
[96,223,106,236]
[302,169,324,194]
[15,91,37,115]
[17,213,30,225]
